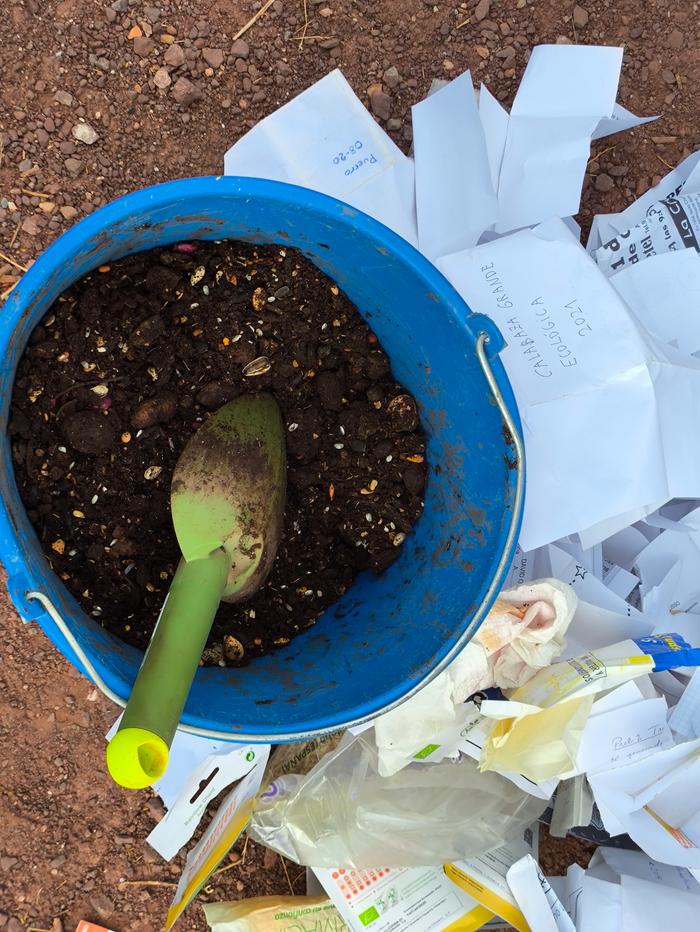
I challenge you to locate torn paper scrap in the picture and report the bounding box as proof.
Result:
[595,191,700,275]
[506,854,576,932]
[495,44,623,233]
[592,102,658,141]
[412,72,497,259]
[545,543,645,619]
[223,69,417,246]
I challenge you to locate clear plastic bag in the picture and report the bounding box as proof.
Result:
[250,731,546,868]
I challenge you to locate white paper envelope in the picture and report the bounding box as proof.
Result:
[611,249,700,355]
[574,696,672,776]
[589,737,700,867]
[223,69,417,246]
[621,873,700,929]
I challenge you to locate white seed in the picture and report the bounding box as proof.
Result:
[91,495,98,504]
[288,422,299,432]
[202,285,210,295]
[393,532,407,547]
[243,356,271,377]
[366,513,373,522]
[144,465,163,480]
[334,442,344,449]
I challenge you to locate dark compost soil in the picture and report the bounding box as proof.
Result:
[9,240,427,666]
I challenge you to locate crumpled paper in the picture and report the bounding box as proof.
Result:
[373,579,577,775]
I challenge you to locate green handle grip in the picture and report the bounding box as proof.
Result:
[106,549,229,788]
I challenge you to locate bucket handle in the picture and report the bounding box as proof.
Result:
[23,331,524,743]
[471,328,525,629]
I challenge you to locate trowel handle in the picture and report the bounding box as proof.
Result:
[105,549,229,789]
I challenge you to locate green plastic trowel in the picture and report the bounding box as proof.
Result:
[106,393,286,789]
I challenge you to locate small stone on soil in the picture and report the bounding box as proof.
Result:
[71,123,99,145]
[370,90,392,120]
[172,77,201,106]
[573,4,589,28]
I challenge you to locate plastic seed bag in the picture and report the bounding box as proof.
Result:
[249,731,545,869]
[203,896,348,931]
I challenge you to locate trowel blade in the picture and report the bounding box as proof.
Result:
[170,392,286,601]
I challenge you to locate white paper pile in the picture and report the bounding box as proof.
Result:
[553,847,700,931]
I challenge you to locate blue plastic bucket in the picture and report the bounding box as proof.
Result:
[0,177,523,741]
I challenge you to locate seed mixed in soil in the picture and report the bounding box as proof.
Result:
[9,241,427,666]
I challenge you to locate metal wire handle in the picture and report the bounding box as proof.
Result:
[25,330,524,743]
